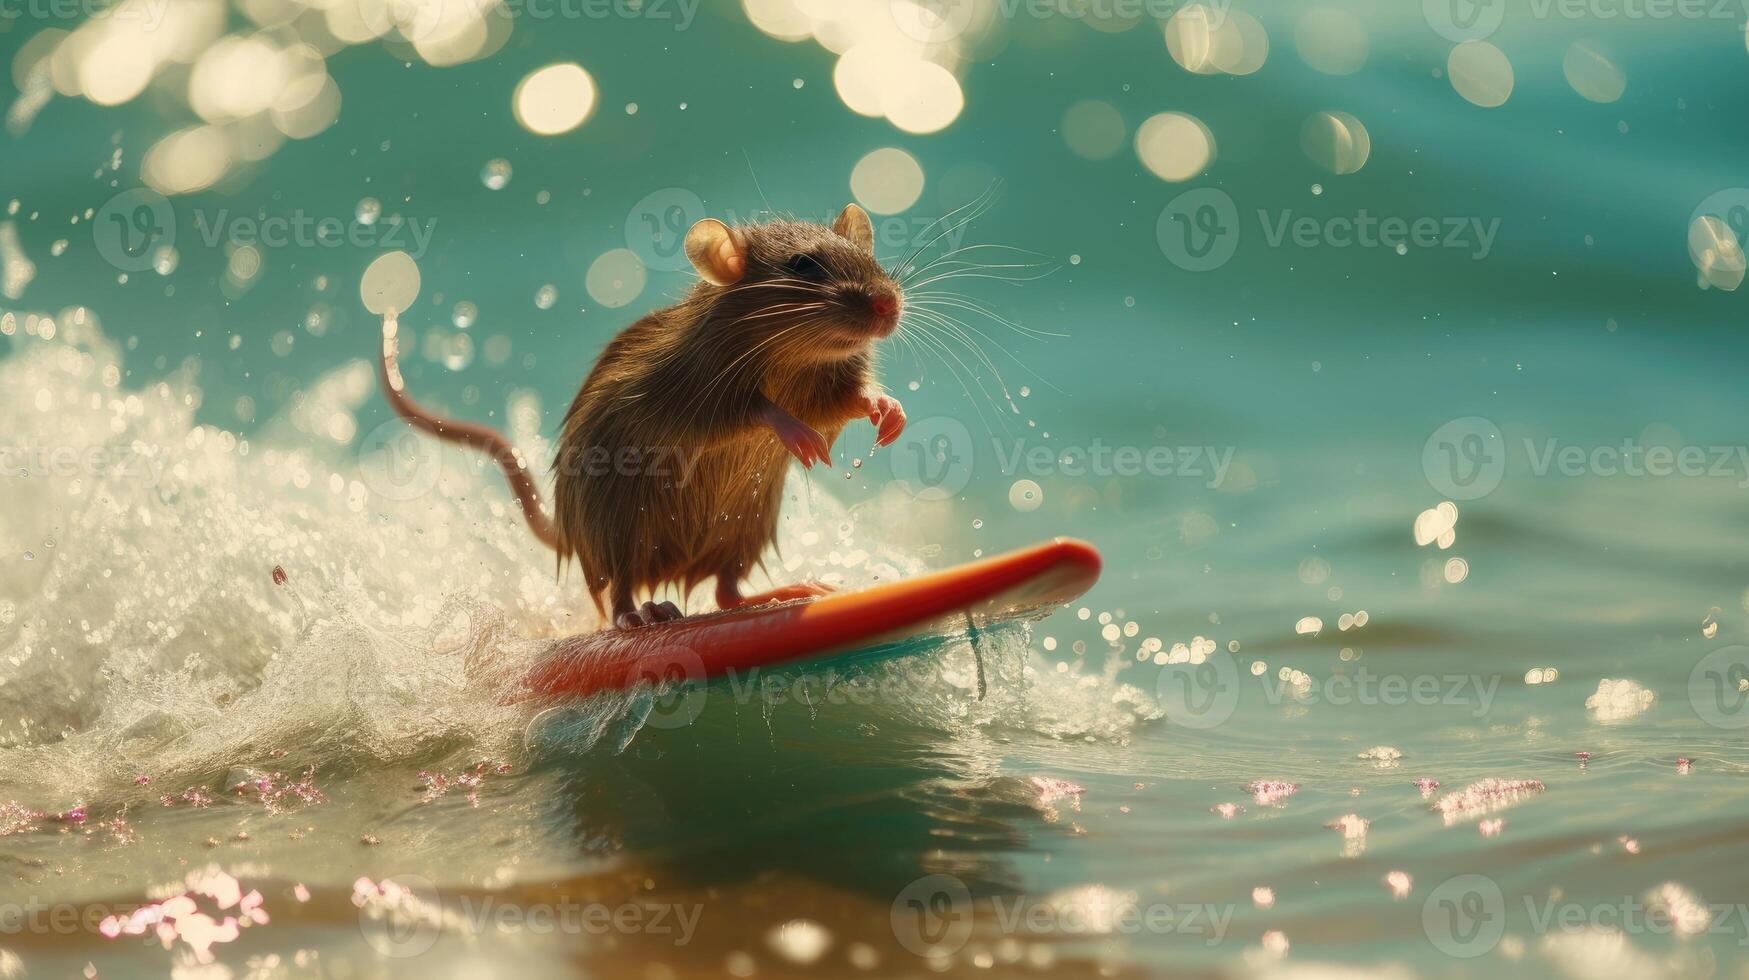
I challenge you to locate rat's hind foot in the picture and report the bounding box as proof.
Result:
[613,599,684,630]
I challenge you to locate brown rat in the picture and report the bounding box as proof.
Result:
[377,203,906,629]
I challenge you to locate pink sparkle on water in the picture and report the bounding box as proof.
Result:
[420,761,512,808]
[1029,775,1085,806]
[1433,778,1545,825]
[1327,814,1369,839]
[1251,886,1275,909]
[1211,802,1244,819]
[1676,758,1693,774]
[1619,835,1641,854]
[1245,780,1299,806]
[1413,778,1440,799]
[1575,751,1591,764]
[98,869,266,965]
[1479,818,1505,836]
[1385,871,1412,898]
[232,767,326,815]
[1260,930,1289,957]
[0,801,44,836]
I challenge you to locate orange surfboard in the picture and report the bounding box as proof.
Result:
[515,538,1101,703]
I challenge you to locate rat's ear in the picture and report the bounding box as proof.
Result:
[833,203,874,251]
[685,218,746,286]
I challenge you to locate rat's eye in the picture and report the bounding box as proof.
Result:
[783,253,828,278]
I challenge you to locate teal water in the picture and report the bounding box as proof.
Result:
[4,2,1749,977]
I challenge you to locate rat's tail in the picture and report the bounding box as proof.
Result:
[376,311,559,551]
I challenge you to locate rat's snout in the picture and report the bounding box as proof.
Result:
[869,290,902,333]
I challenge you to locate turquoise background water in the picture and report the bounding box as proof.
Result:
[5,2,1749,977]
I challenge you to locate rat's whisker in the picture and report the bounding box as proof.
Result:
[889,183,998,271]
[907,292,1065,341]
[889,182,1003,282]
[903,324,1008,437]
[898,245,1054,285]
[903,307,1024,401]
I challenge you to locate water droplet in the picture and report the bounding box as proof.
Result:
[22,551,33,561]
[355,198,381,226]
[481,159,512,190]
[535,285,557,310]
[452,301,477,329]
[851,458,863,469]
[971,518,984,529]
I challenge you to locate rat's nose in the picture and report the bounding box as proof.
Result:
[871,293,900,319]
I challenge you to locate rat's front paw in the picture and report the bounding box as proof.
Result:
[767,413,832,468]
[862,391,907,447]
